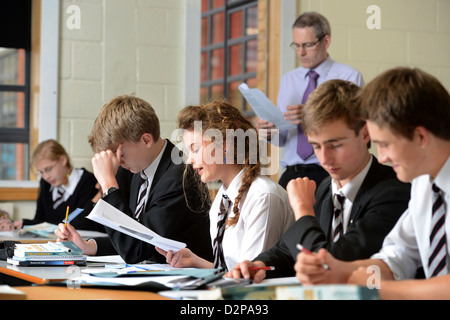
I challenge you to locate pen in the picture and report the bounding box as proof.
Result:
[64,206,70,228]
[239,266,275,271]
[296,244,330,270]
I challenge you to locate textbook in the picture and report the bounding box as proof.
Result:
[7,256,87,266]
[221,282,379,300]
[22,222,57,238]
[275,284,379,300]
[8,241,87,266]
[22,210,85,238]
[13,241,84,257]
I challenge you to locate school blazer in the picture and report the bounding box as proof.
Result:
[95,140,213,264]
[255,156,411,278]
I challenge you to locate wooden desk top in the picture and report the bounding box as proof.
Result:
[0,260,75,285]
[11,286,171,300]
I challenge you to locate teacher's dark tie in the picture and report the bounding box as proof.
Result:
[332,193,346,242]
[428,183,448,277]
[134,171,148,220]
[297,70,319,160]
[213,194,231,270]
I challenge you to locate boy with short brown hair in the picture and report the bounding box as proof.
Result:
[295,67,450,299]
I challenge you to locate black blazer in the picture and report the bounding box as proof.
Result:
[95,140,213,264]
[255,156,411,277]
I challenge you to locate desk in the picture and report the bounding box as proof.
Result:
[10,286,171,300]
[0,260,81,285]
[0,261,171,300]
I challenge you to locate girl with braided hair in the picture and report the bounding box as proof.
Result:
[156,100,294,271]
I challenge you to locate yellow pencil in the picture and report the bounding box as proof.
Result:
[64,206,70,228]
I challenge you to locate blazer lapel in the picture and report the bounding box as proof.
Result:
[130,174,141,212]
[348,156,381,228]
[315,179,334,240]
[146,140,176,205]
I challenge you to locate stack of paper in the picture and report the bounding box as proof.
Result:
[66,264,225,291]
[7,241,87,266]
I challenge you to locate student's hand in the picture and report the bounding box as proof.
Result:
[0,219,14,231]
[227,260,268,283]
[256,119,277,140]
[284,104,304,125]
[155,247,198,268]
[0,219,22,231]
[91,183,103,204]
[286,177,316,220]
[54,223,97,256]
[294,248,335,285]
[13,220,23,230]
[92,145,122,191]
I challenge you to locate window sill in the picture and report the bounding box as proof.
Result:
[0,181,39,201]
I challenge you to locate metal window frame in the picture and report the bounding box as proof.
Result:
[0,48,31,144]
[201,0,258,112]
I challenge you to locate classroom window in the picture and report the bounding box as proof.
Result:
[0,0,32,181]
[201,0,258,116]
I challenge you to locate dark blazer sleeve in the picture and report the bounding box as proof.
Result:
[96,142,212,264]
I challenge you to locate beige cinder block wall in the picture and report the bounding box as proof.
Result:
[295,0,449,157]
[15,0,190,220]
[297,0,450,89]
[59,0,187,172]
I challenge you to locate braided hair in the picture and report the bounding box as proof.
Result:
[177,100,262,227]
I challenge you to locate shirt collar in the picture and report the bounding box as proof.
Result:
[302,56,333,80]
[431,155,450,196]
[51,168,83,196]
[142,140,167,186]
[220,169,245,204]
[332,155,373,203]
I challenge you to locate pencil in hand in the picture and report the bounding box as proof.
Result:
[64,206,70,228]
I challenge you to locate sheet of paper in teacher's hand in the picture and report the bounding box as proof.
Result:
[238,83,296,131]
[87,199,186,252]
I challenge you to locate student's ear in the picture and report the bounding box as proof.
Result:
[59,155,68,167]
[141,133,154,147]
[414,126,429,147]
[360,124,370,144]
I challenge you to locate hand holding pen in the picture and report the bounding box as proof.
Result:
[296,244,330,270]
[227,260,274,283]
[294,244,333,285]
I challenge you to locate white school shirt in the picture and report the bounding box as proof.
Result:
[140,140,167,206]
[371,156,450,279]
[210,170,295,270]
[51,168,83,201]
[331,156,372,235]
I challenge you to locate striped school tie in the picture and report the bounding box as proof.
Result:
[134,171,149,220]
[213,194,231,270]
[53,186,65,210]
[428,183,448,277]
[332,193,346,242]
